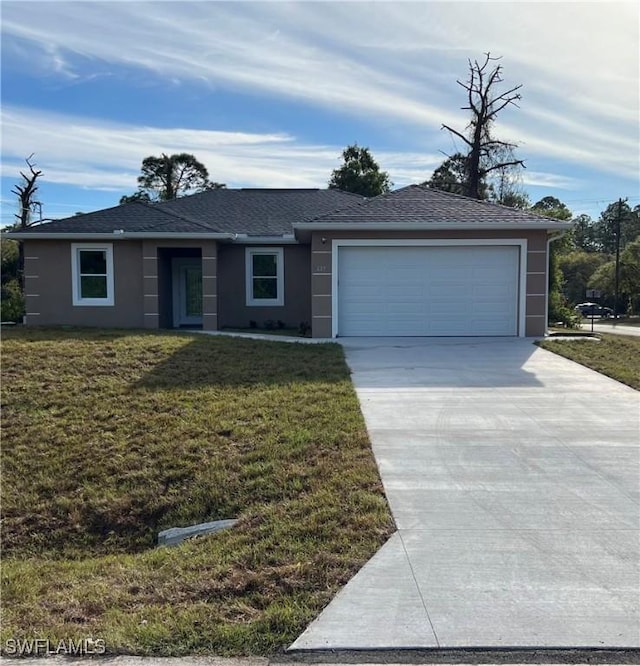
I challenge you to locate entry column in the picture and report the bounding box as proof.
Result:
[142,240,159,329]
[201,240,218,331]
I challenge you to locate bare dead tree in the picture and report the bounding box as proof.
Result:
[12,154,43,229]
[10,155,43,291]
[442,53,525,199]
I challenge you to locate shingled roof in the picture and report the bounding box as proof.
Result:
[157,188,364,235]
[9,184,570,239]
[11,201,217,235]
[12,188,365,237]
[299,184,571,229]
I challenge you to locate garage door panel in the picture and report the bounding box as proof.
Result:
[350,317,426,336]
[338,245,519,337]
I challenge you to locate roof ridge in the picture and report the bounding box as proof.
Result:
[240,187,319,191]
[304,193,368,223]
[418,184,561,221]
[141,200,222,232]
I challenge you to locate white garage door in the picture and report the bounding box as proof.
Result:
[337,245,520,336]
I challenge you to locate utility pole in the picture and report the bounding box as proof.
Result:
[613,198,623,319]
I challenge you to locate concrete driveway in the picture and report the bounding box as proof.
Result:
[291,338,639,650]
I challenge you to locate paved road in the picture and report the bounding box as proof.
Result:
[580,323,640,337]
[3,658,638,666]
[292,338,640,650]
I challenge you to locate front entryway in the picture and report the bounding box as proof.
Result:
[171,257,203,328]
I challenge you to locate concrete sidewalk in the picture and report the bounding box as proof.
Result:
[292,338,640,650]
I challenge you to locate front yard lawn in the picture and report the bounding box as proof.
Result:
[1,329,393,655]
[538,332,640,390]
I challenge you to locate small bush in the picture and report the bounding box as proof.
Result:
[0,279,24,322]
[549,291,581,329]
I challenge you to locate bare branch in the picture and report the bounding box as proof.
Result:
[480,159,526,176]
[480,138,519,149]
[441,124,473,147]
[494,83,523,100]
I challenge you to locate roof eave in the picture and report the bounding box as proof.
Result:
[293,221,573,231]
[4,231,236,240]
[230,234,298,244]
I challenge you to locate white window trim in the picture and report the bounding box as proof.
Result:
[245,247,284,307]
[71,243,115,306]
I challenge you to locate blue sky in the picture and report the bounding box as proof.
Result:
[1,1,638,227]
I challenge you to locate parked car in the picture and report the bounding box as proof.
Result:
[574,302,614,318]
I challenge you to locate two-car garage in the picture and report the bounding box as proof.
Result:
[335,243,523,337]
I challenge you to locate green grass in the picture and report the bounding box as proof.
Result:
[1,328,394,655]
[538,332,640,390]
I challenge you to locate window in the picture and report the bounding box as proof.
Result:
[245,248,284,306]
[71,243,114,306]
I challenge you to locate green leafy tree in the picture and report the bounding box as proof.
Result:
[487,144,529,208]
[121,153,225,203]
[1,239,24,322]
[591,201,640,253]
[558,250,607,305]
[535,197,578,325]
[588,238,640,314]
[491,187,529,209]
[119,191,151,204]
[531,196,572,221]
[571,214,598,252]
[441,53,525,199]
[328,144,391,197]
[427,151,528,208]
[426,153,469,196]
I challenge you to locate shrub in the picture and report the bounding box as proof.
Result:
[1,279,24,322]
[549,290,581,329]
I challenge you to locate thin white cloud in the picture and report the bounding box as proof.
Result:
[2,0,638,224]
[2,1,637,184]
[1,106,443,192]
[521,171,581,190]
[1,104,586,225]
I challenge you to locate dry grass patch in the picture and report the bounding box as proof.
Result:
[1,329,393,655]
[538,332,640,390]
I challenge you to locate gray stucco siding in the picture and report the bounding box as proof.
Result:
[23,240,145,328]
[217,244,311,330]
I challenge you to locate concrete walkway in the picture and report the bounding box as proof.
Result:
[292,338,640,650]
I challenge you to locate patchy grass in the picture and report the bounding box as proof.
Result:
[1,328,394,655]
[538,333,640,390]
